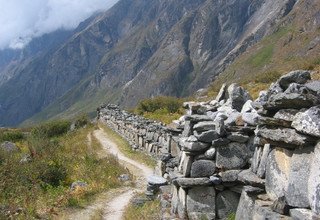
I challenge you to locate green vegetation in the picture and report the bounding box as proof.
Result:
[123,195,161,220]
[134,96,184,124]
[99,123,156,168]
[227,213,236,220]
[0,129,25,143]
[247,44,274,68]
[0,119,126,219]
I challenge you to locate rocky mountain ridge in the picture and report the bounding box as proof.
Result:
[0,0,315,126]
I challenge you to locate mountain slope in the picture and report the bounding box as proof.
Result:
[0,0,304,126]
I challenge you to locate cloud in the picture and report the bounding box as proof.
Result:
[0,0,118,49]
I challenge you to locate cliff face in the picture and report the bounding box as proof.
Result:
[0,0,301,126]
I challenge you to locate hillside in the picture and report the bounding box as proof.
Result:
[0,0,310,126]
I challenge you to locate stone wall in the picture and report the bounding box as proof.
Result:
[97,70,320,220]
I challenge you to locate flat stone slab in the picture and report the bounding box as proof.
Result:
[147,175,167,186]
[172,177,213,188]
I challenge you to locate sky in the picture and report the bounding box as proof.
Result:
[0,0,118,50]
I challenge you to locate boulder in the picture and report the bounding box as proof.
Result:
[290,208,316,220]
[292,106,320,138]
[256,128,317,148]
[216,142,249,170]
[187,186,216,220]
[216,190,240,219]
[0,141,19,152]
[179,136,210,152]
[285,147,313,208]
[265,148,293,200]
[190,160,216,178]
[194,130,219,143]
[173,178,213,188]
[226,83,252,112]
[308,142,320,215]
[274,109,300,121]
[278,70,311,89]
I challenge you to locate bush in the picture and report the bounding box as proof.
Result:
[73,114,90,129]
[0,130,24,142]
[31,120,71,138]
[136,96,183,115]
[38,161,68,187]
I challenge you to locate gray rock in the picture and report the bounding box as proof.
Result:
[227,83,252,112]
[216,142,249,170]
[256,144,271,178]
[193,121,218,132]
[251,146,262,174]
[216,190,240,219]
[194,130,219,143]
[290,208,316,220]
[252,200,290,220]
[305,80,320,94]
[256,127,317,148]
[235,187,256,220]
[292,106,320,138]
[268,82,284,97]
[242,112,260,126]
[187,186,216,220]
[271,196,290,215]
[190,160,216,178]
[241,100,254,113]
[209,175,222,185]
[258,116,292,128]
[147,175,167,186]
[308,142,320,215]
[224,111,241,126]
[184,114,212,122]
[215,83,227,102]
[266,148,293,200]
[179,136,210,152]
[178,187,187,219]
[178,152,193,177]
[212,138,230,147]
[278,70,311,89]
[285,147,313,208]
[219,170,241,182]
[118,174,130,182]
[238,169,265,187]
[274,109,300,121]
[227,132,249,143]
[182,120,193,137]
[71,181,88,191]
[0,141,19,152]
[172,178,213,188]
[204,148,216,159]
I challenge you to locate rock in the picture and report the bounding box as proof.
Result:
[179,136,210,152]
[118,174,130,182]
[172,178,213,188]
[178,152,193,177]
[215,83,227,102]
[274,109,300,121]
[187,186,216,220]
[209,175,222,185]
[190,160,216,178]
[204,148,216,159]
[235,187,257,220]
[219,170,241,182]
[292,106,320,138]
[242,112,260,126]
[194,130,219,143]
[256,144,271,178]
[184,115,212,122]
[264,89,319,110]
[308,142,320,215]
[251,146,262,174]
[216,142,249,170]
[305,80,320,94]
[178,187,187,219]
[193,121,218,132]
[271,196,290,215]
[238,170,265,187]
[182,120,193,137]
[227,132,249,143]
[132,197,150,206]
[212,138,230,147]
[290,208,316,220]
[224,111,241,126]
[216,190,240,219]
[252,200,290,220]
[71,181,88,191]
[266,148,293,200]
[256,127,317,148]
[285,147,313,208]
[258,116,292,128]
[226,83,252,112]
[268,82,284,97]
[278,70,311,89]
[241,100,254,113]
[0,141,19,152]
[147,175,167,186]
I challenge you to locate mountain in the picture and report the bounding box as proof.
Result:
[1,0,317,126]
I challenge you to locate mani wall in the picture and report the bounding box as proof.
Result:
[97,70,320,220]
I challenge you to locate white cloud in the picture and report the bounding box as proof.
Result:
[0,0,118,49]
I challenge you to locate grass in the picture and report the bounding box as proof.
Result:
[0,121,127,219]
[123,194,161,220]
[247,44,274,68]
[99,123,157,168]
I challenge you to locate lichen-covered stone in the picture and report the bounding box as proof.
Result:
[216,142,249,170]
[292,106,320,138]
[308,142,320,215]
[190,160,216,178]
[216,190,240,219]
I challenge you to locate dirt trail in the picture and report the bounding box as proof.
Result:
[63,128,153,220]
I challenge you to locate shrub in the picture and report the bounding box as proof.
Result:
[31,120,71,138]
[136,96,183,114]
[73,114,90,129]
[38,161,68,187]
[0,130,24,142]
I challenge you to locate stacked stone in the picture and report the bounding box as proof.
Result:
[236,70,320,219]
[169,82,258,220]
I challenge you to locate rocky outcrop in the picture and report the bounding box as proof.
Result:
[98,70,320,219]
